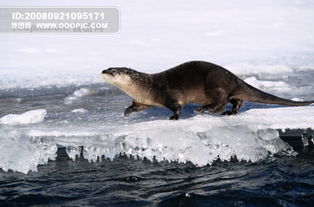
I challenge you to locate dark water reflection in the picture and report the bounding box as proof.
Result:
[1,147,313,207]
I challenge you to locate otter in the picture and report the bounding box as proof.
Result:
[102,61,313,120]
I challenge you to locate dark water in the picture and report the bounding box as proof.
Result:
[1,144,314,207]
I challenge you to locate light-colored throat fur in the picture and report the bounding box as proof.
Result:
[104,73,157,106]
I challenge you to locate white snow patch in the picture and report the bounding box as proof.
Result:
[0,109,46,125]
[1,0,314,89]
[45,48,57,53]
[225,63,293,75]
[292,97,304,102]
[71,108,89,113]
[73,88,94,97]
[205,31,223,36]
[236,106,314,129]
[297,65,314,71]
[129,39,146,46]
[17,47,39,54]
[28,130,99,138]
[244,77,291,92]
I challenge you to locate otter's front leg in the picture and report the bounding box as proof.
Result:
[124,101,151,116]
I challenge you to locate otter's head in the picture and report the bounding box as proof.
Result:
[102,67,133,86]
[102,67,146,89]
[102,67,153,103]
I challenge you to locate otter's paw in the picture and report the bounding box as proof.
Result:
[168,115,179,120]
[194,107,205,113]
[221,111,236,116]
[124,107,136,117]
[221,111,231,115]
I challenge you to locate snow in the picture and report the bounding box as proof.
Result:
[244,77,291,93]
[235,106,314,129]
[297,65,314,71]
[71,108,89,113]
[292,97,304,101]
[225,63,293,75]
[1,0,314,89]
[0,109,46,125]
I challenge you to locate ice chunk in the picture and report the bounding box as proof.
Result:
[73,88,94,97]
[0,109,46,125]
[51,116,297,167]
[257,128,279,141]
[66,146,82,161]
[71,108,89,113]
[64,88,95,105]
[72,123,295,166]
[2,104,313,174]
[0,129,57,174]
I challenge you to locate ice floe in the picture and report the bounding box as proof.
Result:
[0,129,57,174]
[0,109,46,125]
[71,108,89,113]
[1,105,312,174]
[64,88,95,105]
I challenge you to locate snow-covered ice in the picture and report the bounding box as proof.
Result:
[226,63,293,76]
[244,77,291,93]
[1,0,314,89]
[0,105,312,173]
[0,109,46,125]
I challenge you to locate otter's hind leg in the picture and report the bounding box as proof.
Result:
[195,89,229,114]
[222,99,243,115]
[164,101,182,120]
[124,101,152,117]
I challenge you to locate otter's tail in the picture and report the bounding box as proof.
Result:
[242,82,314,106]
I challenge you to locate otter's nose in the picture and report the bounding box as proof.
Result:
[102,69,114,75]
[102,69,108,74]
[102,68,117,75]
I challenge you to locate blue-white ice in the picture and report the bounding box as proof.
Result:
[1,0,314,173]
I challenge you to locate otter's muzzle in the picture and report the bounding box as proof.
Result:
[102,70,114,76]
